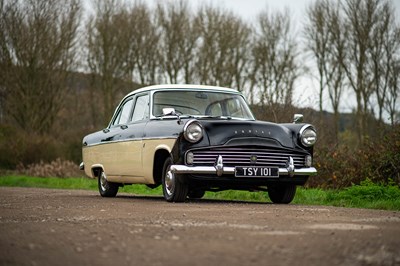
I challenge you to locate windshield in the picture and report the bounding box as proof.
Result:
[152,90,255,120]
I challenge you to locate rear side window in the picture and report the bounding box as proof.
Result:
[112,98,134,126]
[132,94,149,122]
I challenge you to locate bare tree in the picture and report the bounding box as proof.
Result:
[228,16,252,92]
[304,0,331,114]
[156,1,199,84]
[195,6,251,90]
[86,0,130,124]
[305,0,400,141]
[0,0,6,123]
[327,6,347,138]
[305,0,346,141]
[385,59,400,125]
[369,1,400,124]
[341,0,382,142]
[127,2,160,85]
[249,8,298,122]
[0,0,81,133]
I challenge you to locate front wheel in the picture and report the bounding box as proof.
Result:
[98,170,119,197]
[162,158,188,202]
[268,184,296,204]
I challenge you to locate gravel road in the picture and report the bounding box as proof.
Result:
[0,187,399,266]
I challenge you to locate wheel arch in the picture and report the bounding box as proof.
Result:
[90,164,105,178]
[153,149,171,185]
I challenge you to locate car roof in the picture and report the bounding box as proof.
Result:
[126,84,240,97]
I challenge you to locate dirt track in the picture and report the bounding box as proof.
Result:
[0,187,399,266]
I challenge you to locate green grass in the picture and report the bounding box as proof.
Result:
[1,175,399,211]
[0,175,163,195]
[0,175,99,190]
[293,180,400,210]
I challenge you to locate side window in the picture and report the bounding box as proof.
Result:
[207,102,223,116]
[112,98,134,126]
[132,94,149,122]
[226,98,244,117]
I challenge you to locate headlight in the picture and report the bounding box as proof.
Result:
[300,125,317,147]
[184,120,203,143]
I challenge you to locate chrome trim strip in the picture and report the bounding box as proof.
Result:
[287,156,295,177]
[83,136,178,148]
[170,165,317,176]
[215,155,224,176]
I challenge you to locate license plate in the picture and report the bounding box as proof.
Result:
[235,167,279,178]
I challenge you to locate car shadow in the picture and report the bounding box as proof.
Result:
[114,193,273,205]
[74,191,274,205]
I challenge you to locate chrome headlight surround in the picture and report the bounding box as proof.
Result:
[183,119,203,143]
[299,125,317,147]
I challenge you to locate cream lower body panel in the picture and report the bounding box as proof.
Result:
[106,175,147,184]
[83,140,143,179]
[83,138,177,184]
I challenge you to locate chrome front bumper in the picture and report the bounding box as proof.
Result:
[170,165,317,177]
[171,155,317,177]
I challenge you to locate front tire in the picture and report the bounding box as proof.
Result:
[162,158,188,202]
[98,170,119,197]
[268,184,296,204]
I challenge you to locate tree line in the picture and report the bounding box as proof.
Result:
[0,0,399,165]
[84,0,300,126]
[305,0,400,143]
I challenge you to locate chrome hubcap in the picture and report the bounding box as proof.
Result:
[100,172,108,191]
[164,169,175,196]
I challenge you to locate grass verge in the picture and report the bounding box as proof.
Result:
[0,175,399,211]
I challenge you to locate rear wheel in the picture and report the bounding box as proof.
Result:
[268,184,296,204]
[98,170,119,197]
[162,158,188,202]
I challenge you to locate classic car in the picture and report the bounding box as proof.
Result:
[81,84,317,203]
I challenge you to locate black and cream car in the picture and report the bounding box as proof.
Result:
[81,85,317,203]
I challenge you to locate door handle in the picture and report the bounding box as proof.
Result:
[120,125,128,130]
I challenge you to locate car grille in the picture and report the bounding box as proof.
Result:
[189,147,307,168]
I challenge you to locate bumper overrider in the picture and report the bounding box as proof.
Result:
[170,155,317,177]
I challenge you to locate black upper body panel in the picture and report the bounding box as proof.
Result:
[83,117,311,155]
[199,119,294,148]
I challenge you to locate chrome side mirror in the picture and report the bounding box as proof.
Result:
[162,107,176,116]
[293,114,304,124]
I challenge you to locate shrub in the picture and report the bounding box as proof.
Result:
[16,158,83,178]
[0,124,63,169]
[310,125,400,188]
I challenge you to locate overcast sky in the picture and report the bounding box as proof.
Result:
[177,0,313,22]
[148,0,400,25]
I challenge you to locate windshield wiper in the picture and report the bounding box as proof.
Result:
[197,115,232,120]
[155,114,233,120]
[155,112,198,125]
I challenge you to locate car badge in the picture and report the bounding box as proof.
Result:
[250,155,257,163]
